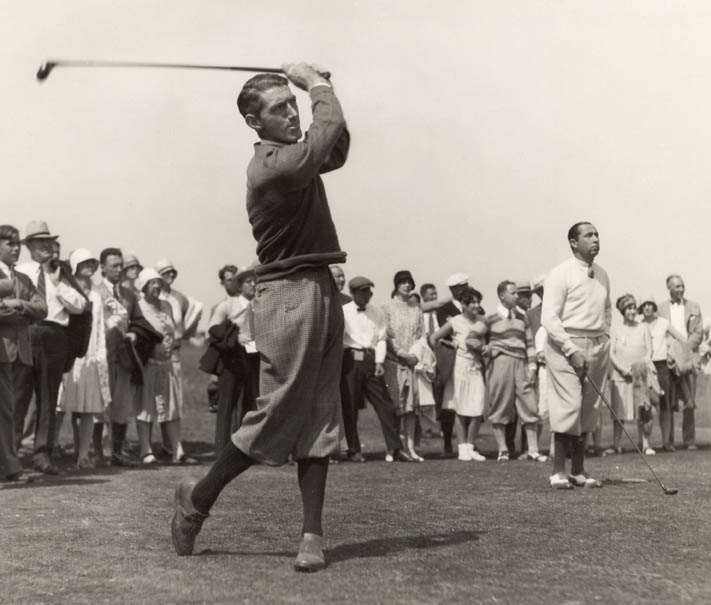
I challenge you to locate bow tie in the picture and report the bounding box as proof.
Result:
[357,306,367,312]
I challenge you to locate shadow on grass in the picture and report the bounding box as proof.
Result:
[1,477,110,489]
[197,529,483,563]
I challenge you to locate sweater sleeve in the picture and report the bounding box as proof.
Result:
[257,88,346,191]
[541,265,579,357]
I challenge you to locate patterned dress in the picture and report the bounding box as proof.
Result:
[136,298,183,423]
[443,314,488,417]
[383,299,423,416]
[62,290,111,415]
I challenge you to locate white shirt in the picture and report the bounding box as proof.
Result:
[343,301,387,363]
[16,260,86,327]
[452,300,462,312]
[541,256,611,357]
[646,317,671,362]
[209,294,257,353]
[422,310,440,336]
[0,260,13,279]
[669,301,687,339]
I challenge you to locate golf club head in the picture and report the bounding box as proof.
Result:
[663,487,678,495]
[36,61,56,82]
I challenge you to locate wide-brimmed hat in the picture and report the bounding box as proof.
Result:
[393,270,415,289]
[22,220,59,243]
[445,272,469,287]
[349,276,374,291]
[69,248,98,273]
[616,293,637,314]
[123,252,143,271]
[515,280,532,294]
[135,267,166,292]
[155,258,177,276]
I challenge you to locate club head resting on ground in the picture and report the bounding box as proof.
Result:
[36,61,56,82]
[664,488,679,495]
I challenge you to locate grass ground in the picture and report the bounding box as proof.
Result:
[2,345,711,604]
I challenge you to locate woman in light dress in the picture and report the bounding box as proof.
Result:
[429,287,488,461]
[134,268,194,464]
[383,270,424,461]
[607,294,657,455]
[61,249,110,469]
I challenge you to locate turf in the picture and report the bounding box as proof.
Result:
[2,345,710,604]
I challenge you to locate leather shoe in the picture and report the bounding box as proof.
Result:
[171,478,209,556]
[111,453,138,467]
[395,449,415,462]
[6,470,24,482]
[347,452,366,463]
[294,533,326,572]
[33,454,59,475]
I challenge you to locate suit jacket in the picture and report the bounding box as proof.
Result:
[658,299,703,352]
[0,267,48,365]
[95,280,143,361]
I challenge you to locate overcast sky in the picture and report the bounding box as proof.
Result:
[3,0,711,320]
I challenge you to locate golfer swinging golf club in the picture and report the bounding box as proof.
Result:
[541,222,611,489]
[171,62,349,572]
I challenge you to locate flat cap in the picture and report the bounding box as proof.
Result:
[348,276,374,291]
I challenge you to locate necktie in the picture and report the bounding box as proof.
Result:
[37,265,46,301]
[357,307,366,313]
[114,284,120,300]
[428,312,435,334]
[587,265,595,278]
[508,309,513,319]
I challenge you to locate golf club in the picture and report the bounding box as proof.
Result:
[584,371,678,495]
[36,59,330,82]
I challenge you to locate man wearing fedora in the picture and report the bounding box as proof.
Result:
[209,264,260,452]
[15,220,87,474]
[0,225,47,481]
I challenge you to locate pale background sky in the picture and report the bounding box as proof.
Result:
[3,1,711,322]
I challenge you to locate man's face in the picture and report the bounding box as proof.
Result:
[352,287,373,308]
[52,241,61,260]
[102,254,124,285]
[240,276,256,300]
[422,286,438,303]
[668,277,685,302]
[500,284,519,309]
[251,86,301,144]
[330,266,345,292]
[222,270,240,296]
[26,239,54,264]
[0,236,21,266]
[449,283,467,301]
[517,290,532,310]
[570,223,600,258]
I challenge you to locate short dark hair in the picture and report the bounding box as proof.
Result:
[0,224,19,241]
[218,264,239,283]
[567,221,592,243]
[409,293,421,303]
[237,73,289,118]
[420,283,436,296]
[497,280,516,298]
[100,248,123,265]
[666,274,683,287]
[460,286,482,306]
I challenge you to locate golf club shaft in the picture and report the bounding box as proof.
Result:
[584,371,669,491]
[46,59,283,75]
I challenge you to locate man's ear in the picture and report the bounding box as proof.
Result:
[245,113,262,132]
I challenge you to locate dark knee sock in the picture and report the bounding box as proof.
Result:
[93,423,104,455]
[571,433,586,475]
[298,457,329,536]
[553,432,569,474]
[191,442,254,514]
[441,413,454,452]
[111,423,127,454]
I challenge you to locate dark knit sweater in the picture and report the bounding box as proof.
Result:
[246,86,350,282]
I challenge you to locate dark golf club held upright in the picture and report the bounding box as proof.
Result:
[36,59,330,82]
[584,370,678,495]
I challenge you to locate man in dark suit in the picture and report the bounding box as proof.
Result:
[15,221,87,474]
[433,273,470,458]
[0,225,47,481]
[95,248,142,465]
[658,274,703,449]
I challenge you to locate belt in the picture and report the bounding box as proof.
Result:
[38,321,68,330]
[345,347,375,358]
